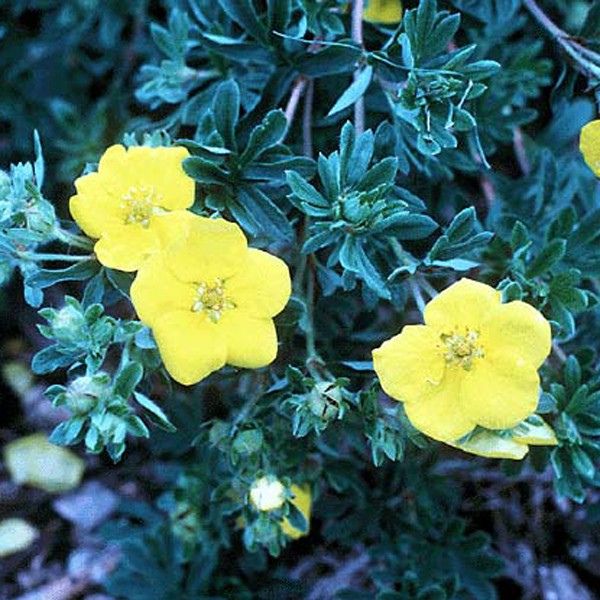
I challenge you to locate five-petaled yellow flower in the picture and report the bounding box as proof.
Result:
[131,215,291,385]
[580,119,600,177]
[69,144,195,272]
[373,279,552,445]
[363,0,403,24]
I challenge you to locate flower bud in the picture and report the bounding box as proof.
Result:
[308,381,342,420]
[52,305,86,343]
[249,476,286,512]
[65,375,108,414]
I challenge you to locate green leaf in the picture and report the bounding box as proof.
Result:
[114,362,143,400]
[234,185,292,241]
[232,429,264,455]
[134,392,177,433]
[340,236,390,299]
[356,157,398,192]
[31,346,76,374]
[570,446,595,480]
[446,207,476,242]
[218,0,269,46]
[240,110,287,165]
[286,171,329,207]
[327,66,373,117]
[526,239,566,278]
[199,33,272,63]
[296,42,362,77]
[286,501,308,533]
[212,80,240,150]
[49,418,86,446]
[375,213,438,240]
[25,260,100,290]
[183,156,228,184]
[268,0,291,32]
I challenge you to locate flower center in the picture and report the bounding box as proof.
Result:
[441,329,484,371]
[191,279,235,323]
[121,186,162,227]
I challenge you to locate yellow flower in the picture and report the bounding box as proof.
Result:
[130,215,291,385]
[281,484,312,540]
[363,0,403,24]
[580,119,600,176]
[372,278,551,445]
[69,144,195,271]
[449,419,558,460]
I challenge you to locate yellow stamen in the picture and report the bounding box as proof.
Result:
[441,329,484,371]
[191,279,235,323]
[121,185,163,227]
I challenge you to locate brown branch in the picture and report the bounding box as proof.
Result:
[513,127,531,175]
[284,76,308,126]
[523,0,600,79]
[351,0,366,135]
[303,79,315,158]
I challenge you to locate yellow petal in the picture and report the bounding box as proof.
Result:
[69,172,124,238]
[448,429,529,460]
[403,371,475,442]
[372,325,445,403]
[97,144,129,179]
[481,300,551,369]
[94,224,161,272]
[219,311,278,368]
[580,119,600,177]
[511,419,558,446]
[364,0,403,24]
[152,310,227,385]
[281,485,312,540]
[130,255,196,326]
[150,210,201,252]
[166,216,247,282]
[228,249,291,318]
[125,146,194,210]
[4,433,84,493]
[424,278,501,332]
[460,353,540,430]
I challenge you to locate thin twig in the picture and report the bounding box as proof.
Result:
[351,0,366,135]
[523,0,600,79]
[552,341,568,363]
[418,275,438,299]
[409,278,426,313]
[303,79,315,158]
[284,76,308,126]
[513,127,531,176]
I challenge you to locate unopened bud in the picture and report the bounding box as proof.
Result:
[65,375,107,414]
[308,381,342,420]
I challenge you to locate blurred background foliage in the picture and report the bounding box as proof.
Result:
[1,1,600,599]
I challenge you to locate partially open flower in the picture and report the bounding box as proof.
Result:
[249,476,286,512]
[373,279,552,450]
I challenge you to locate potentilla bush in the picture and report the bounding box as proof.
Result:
[2,0,600,598]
